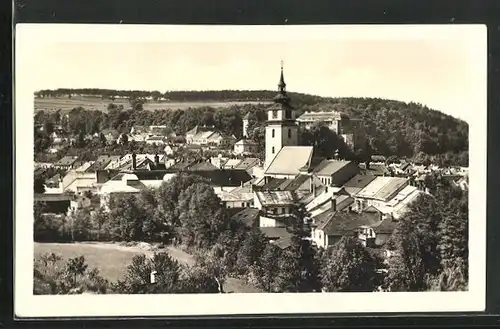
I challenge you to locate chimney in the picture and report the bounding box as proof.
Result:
[132,153,137,170]
[331,198,337,211]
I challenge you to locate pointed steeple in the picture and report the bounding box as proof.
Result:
[278,60,286,92]
[274,60,290,104]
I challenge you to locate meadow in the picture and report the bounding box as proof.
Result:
[34,242,262,293]
[34,96,271,113]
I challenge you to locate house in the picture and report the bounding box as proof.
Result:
[53,156,79,170]
[44,174,63,193]
[264,146,314,179]
[86,155,122,172]
[145,136,167,146]
[216,184,254,208]
[254,190,297,227]
[207,132,237,148]
[164,145,175,156]
[312,159,360,187]
[34,193,71,214]
[296,111,346,132]
[99,172,171,210]
[353,176,409,213]
[61,170,98,194]
[310,209,383,249]
[233,139,258,155]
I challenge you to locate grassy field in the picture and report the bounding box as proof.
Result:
[34,242,262,293]
[34,96,271,113]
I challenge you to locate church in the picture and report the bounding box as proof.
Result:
[262,63,359,184]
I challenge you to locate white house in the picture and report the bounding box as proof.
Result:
[233,139,258,155]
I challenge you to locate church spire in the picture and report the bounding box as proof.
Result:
[274,60,290,104]
[278,60,286,92]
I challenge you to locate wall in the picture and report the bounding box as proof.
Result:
[311,228,327,249]
[259,215,287,227]
[265,123,299,169]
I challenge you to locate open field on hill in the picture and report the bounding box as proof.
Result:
[34,97,271,113]
[34,242,262,293]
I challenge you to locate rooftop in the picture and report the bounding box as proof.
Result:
[230,208,260,228]
[256,190,296,206]
[313,159,353,177]
[265,146,314,176]
[296,111,344,122]
[356,176,409,202]
[34,193,72,202]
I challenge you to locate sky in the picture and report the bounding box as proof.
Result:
[17,24,486,122]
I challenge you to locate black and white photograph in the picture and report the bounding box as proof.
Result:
[15,24,486,317]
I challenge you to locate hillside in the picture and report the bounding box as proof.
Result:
[33,89,468,166]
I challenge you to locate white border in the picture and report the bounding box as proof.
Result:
[14,24,487,318]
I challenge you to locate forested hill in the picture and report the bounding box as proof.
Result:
[34,88,326,105]
[34,89,468,166]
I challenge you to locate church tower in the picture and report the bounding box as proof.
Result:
[265,62,299,169]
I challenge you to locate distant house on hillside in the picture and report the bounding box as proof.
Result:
[53,156,79,171]
[234,139,258,155]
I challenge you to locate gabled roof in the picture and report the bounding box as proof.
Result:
[356,177,409,202]
[359,163,391,176]
[265,146,314,176]
[188,161,218,171]
[342,174,377,196]
[312,159,353,177]
[256,191,296,206]
[372,219,398,234]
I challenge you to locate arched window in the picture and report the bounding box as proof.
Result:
[272,146,275,154]
[288,128,291,138]
[272,129,275,138]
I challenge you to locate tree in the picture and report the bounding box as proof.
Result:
[274,204,321,292]
[114,253,182,294]
[65,256,88,287]
[34,176,46,193]
[43,121,54,135]
[235,228,267,275]
[177,182,228,248]
[321,236,380,292]
[251,243,283,292]
[99,132,107,146]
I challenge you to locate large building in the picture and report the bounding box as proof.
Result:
[264,63,301,169]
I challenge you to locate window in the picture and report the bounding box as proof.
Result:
[272,110,278,119]
[272,146,275,154]
[241,202,245,208]
[288,128,291,138]
[285,110,292,119]
[272,129,275,138]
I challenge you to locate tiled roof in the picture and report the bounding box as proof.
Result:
[265,146,314,176]
[223,159,242,169]
[356,177,408,201]
[234,157,260,170]
[342,174,377,195]
[296,111,343,122]
[230,208,260,228]
[278,174,313,192]
[256,191,296,206]
[372,219,398,234]
[359,163,391,176]
[260,178,288,190]
[322,211,382,236]
[313,159,353,177]
[259,226,293,240]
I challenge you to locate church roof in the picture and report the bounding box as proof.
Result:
[265,146,314,176]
